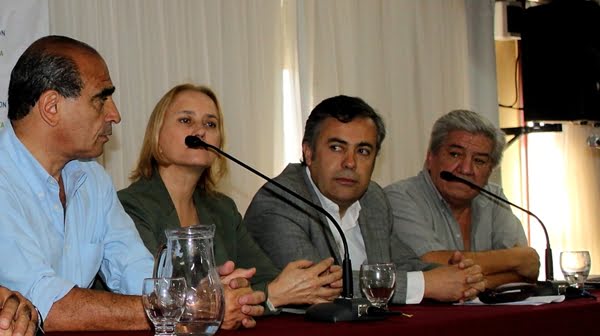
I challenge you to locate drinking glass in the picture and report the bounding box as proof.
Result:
[560,251,591,289]
[359,263,396,309]
[142,277,187,336]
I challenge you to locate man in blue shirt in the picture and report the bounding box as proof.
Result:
[0,35,264,332]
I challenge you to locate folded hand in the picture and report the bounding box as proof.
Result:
[0,286,38,336]
[267,258,343,307]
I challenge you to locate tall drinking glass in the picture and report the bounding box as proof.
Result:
[560,251,591,289]
[142,277,187,336]
[359,263,396,309]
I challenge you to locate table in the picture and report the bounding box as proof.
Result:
[46,293,599,336]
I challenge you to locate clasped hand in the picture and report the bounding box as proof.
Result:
[424,251,486,303]
[448,251,486,301]
[0,287,38,336]
[217,261,265,330]
[267,257,343,307]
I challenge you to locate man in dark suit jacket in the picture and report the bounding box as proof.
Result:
[244,95,486,304]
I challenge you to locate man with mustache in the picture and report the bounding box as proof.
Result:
[244,95,486,303]
[0,35,264,332]
[384,110,540,289]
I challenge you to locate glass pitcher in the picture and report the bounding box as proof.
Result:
[154,225,224,336]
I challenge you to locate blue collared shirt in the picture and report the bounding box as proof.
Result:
[0,123,153,320]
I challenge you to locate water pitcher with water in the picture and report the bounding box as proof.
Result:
[154,225,224,335]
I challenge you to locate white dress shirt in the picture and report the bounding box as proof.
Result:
[305,167,424,303]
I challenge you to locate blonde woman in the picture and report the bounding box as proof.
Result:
[118,84,342,327]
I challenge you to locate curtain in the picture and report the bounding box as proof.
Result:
[294,0,497,186]
[526,125,600,277]
[47,0,497,213]
[49,0,285,211]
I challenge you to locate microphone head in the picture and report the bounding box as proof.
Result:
[440,171,457,182]
[440,171,479,190]
[185,135,208,149]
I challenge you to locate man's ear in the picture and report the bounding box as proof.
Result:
[425,150,433,170]
[37,90,61,126]
[302,143,313,166]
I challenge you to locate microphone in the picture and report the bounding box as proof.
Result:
[439,171,554,282]
[186,135,381,322]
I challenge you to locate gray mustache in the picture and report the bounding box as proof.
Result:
[102,124,112,136]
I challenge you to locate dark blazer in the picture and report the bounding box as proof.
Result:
[243,163,436,304]
[117,169,280,294]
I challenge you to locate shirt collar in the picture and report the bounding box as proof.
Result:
[422,168,448,205]
[304,166,361,227]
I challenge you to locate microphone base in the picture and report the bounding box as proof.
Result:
[305,297,385,322]
[535,280,596,299]
[534,280,569,296]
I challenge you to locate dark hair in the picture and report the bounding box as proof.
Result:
[8,35,100,120]
[301,95,386,164]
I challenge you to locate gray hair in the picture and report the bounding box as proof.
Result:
[428,109,506,167]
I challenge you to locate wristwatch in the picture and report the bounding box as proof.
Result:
[265,297,281,314]
[34,306,44,334]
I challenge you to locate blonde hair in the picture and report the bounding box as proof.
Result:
[130,83,228,193]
